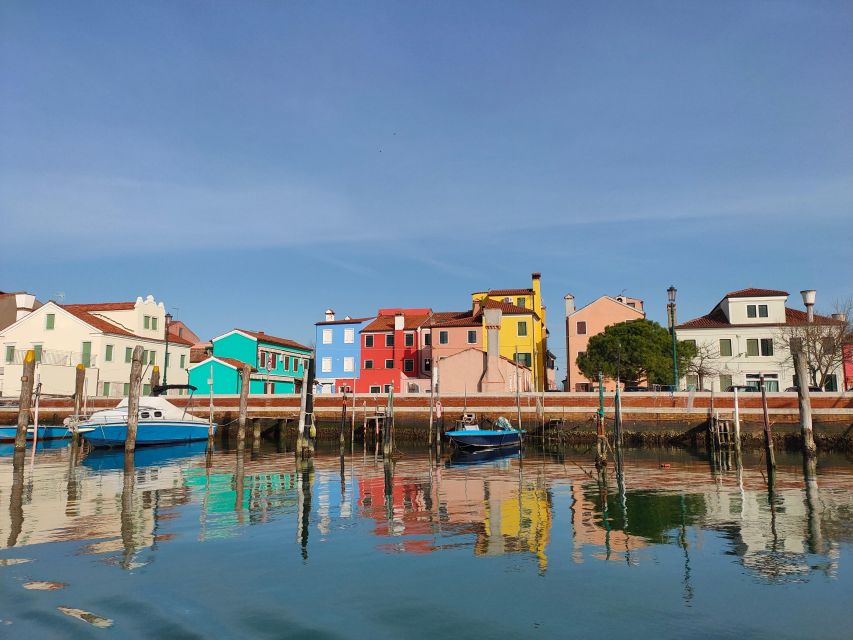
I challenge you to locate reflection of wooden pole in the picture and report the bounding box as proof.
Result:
[120,456,136,569]
[339,394,347,456]
[207,364,215,446]
[8,451,25,547]
[125,346,144,455]
[760,374,776,472]
[237,364,251,448]
[791,340,817,458]
[15,350,36,452]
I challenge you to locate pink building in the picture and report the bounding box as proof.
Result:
[564,294,645,392]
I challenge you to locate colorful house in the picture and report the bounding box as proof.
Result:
[314,309,374,394]
[356,309,432,394]
[188,329,312,396]
[471,273,552,390]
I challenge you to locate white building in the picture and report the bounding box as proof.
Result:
[676,288,844,392]
[0,295,192,398]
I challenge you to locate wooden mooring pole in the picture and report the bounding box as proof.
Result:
[15,350,36,452]
[339,394,348,457]
[296,359,315,458]
[237,364,251,449]
[73,363,86,419]
[732,387,742,462]
[759,374,776,473]
[150,365,160,391]
[790,339,817,458]
[125,346,144,455]
[595,371,606,468]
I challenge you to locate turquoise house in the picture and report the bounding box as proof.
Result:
[188,329,313,396]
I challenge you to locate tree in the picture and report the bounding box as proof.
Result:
[576,319,696,386]
[684,342,721,390]
[776,297,852,390]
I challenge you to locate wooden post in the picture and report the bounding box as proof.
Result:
[514,345,522,431]
[14,350,36,452]
[125,346,144,455]
[251,418,261,458]
[790,339,817,458]
[428,369,435,448]
[351,383,357,451]
[73,364,86,419]
[207,363,215,447]
[614,385,623,449]
[339,394,347,456]
[595,371,606,467]
[732,387,742,461]
[760,374,776,472]
[237,364,251,449]
[150,365,160,391]
[296,359,315,457]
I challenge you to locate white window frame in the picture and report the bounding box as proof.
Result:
[343,356,354,373]
[322,329,333,344]
[343,328,355,344]
[321,357,332,373]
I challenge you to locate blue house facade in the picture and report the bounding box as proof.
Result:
[314,310,373,394]
[188,329,313,396]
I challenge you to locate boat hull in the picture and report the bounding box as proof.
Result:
[445,430,522,450]
[80,422,216,448]
[0,426,71,442]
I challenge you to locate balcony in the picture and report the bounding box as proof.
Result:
[3,349,98,368]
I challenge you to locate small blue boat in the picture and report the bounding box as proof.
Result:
[445,415,523,450]
[83,440,210,471]
[0,425,72,442]
[79,385,215,448]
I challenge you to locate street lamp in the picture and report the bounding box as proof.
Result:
[667,286,678,390]
[163,312,173,385]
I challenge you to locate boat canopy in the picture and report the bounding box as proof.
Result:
[85,395,207,424]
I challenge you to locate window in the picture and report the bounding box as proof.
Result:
[45,313,55,330]
[81,342,91,367]
[5,345,14,363]
[746,339,759,357]
[758,305,768,318]
[270,353,278,369]
[123,383,130,396]
[344,328,354,344]
[385,359,394,369]
[322,329,333,344]
[148,350,155,365]
[365,335,374,347]
[125,347,132,363]
[144,315,151,329]
[260,351,267,368]
[386,334,394,347]
[627,302,636,309]
[423,358,431,372]
[439,331,449,345]
[283,355,290,370]
[141,411,150,419]
[151,317,158,331]
[517,321,528,337]
[747,305,757,318]
[516,352,532,367]
[684,339,696,348]
[760,338,774,356]
[686,375,699,390]
[364,360,374,370]
[424,332,431,346]
[405,333,414,347]
[516,297,526,308]
[142,384,151,396]
[576,321,587,335]
[384,384,393,393]
[343,356,354,373]
[370,386,381,394]
[321,357,332,373]
[825,374,838,392]
[154,411,163,418]
[578,351,586,360]
[180,354,186,368]
[264,381,275,394]
[102,382,110,396]
[467,330,477,344]
[178,328,183,337]
[105,345,114,362]
[719,374,733,391]
[720,339,732,357]
[404,359,414,372]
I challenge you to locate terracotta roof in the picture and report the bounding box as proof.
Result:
[725,288,789,299]
[677,307,838,330]
[482,298,539,319]
[315,317,373,326]
[62,305,138,337]
[237,329,312,352]
[217,357,257,371]
[429,311,481,328]
[167,333,194,346]
[362,314,431,332]
[486,288,534,296]
[65,302,137,311]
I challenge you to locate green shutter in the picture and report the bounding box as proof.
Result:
[81,342,91,367]
[123,383,130,396]
[34,345,43,362]
[149,351,155,365]
[144,316,150,329]
[5,345,14,363]
[45,313,55,330]
[180,354,186,368]
[143,384,151,395]
[105,345,113,362]
[102,382,110,396]
[125,347,132,363]
[719,374,733,391]
[746,339,759,357]
[719,339,732,357]
[152,317,158,331]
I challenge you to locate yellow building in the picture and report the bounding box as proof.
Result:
[472,272,552,390]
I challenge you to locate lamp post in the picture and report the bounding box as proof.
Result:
[667,286,678,391]
[163,312,173,385]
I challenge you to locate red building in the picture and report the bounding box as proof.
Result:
[356,308,432,393]
[844,342,853,391]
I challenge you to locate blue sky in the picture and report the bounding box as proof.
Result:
[2,1,851,373]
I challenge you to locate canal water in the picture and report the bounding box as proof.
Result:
[0,440,850,639]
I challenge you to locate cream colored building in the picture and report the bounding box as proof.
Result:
[0,295,192,398]
[676,288,844,392]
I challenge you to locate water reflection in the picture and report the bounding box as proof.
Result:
[0,442,850,588]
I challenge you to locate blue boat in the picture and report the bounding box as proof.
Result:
[79,386,215,448]
[448,446,520,467]
[445,415,523,450]
[0,425,71,442]
[83,440,210,471]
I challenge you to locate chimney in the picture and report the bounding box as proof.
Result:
[482,308,504,391]
[564,294,575,316]
[801,290,816,323]
[325,308,335,322]
[832,313,846,322]
[532,272,541,281]
[394,313,405,331]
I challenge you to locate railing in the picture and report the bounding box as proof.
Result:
[3,348,97,368]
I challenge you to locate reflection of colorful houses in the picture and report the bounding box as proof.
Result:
[188,329,313,396]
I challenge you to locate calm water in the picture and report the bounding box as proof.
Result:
[0,439,851,639]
